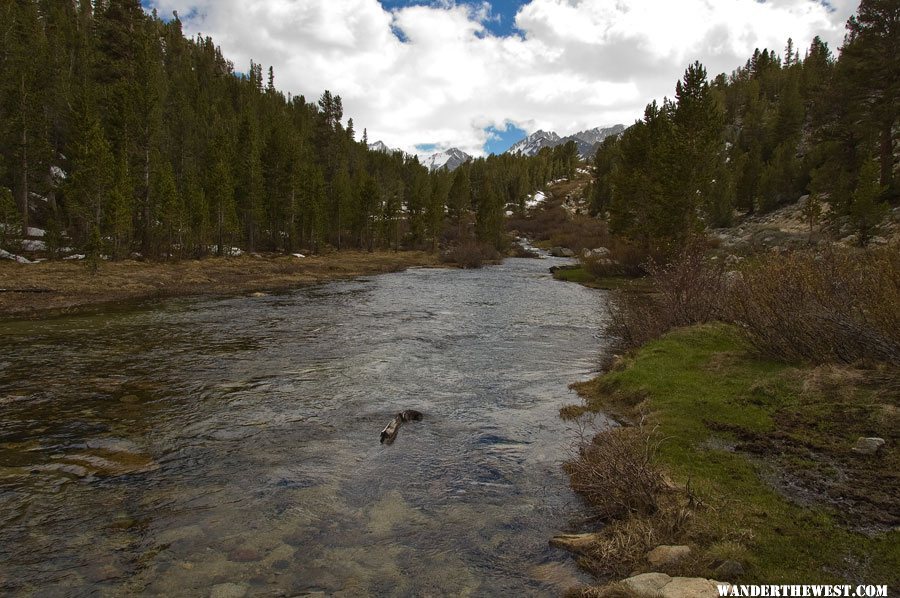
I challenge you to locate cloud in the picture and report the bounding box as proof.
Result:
[146,0,855,156]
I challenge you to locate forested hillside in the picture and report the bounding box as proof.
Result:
[0,0,578,261]
[588,0,897,248]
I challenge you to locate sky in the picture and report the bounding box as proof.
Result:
[143,0,858,157]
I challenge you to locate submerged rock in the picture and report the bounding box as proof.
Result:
[210,582,249,598]
[529,561,583,589]
[227,547,263,563]
[549,532,601,554]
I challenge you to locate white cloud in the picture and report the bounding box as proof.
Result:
[147,0,856,156]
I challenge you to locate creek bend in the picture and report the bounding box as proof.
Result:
[0,255,611,596]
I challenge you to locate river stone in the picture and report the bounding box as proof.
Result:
[210,583,249,598]
[227,547,263,562]
[621,572,727,598]
[647,544,691,567]
[549,532,601,554]
[548,247,576,258]
[852,437,885,455]
[621,572,670,595]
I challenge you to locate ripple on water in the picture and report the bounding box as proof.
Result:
[0,256,609,595]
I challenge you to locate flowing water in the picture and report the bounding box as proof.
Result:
[0,255,611,597]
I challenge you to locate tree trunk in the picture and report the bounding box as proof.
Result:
[879,119,893,190]
[18,75,29,236]
[142,146,151,256]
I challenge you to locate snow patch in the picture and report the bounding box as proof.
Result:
[50,165,67,182]
[0,249,32,264]
[525,191,547,208]
[27,227,46,237]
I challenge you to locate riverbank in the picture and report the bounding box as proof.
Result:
[0,251,440,319]
[559,323,898,595]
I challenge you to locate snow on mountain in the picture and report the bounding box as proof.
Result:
[506,130,562,157]
[568,125,627,158]
[423,148,472,172]
[367,140,400,154]
[505,125,626,159]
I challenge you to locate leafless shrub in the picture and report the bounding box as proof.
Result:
[607,240,727,348]
[439,242,500,269]
[727,247,900,364]
[583,239,660,278]
[565,424,668,521]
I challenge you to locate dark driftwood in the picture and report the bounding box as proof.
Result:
[0,288,55,293]
[380,410,424,444]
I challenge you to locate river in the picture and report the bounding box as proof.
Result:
[0,255,610,596]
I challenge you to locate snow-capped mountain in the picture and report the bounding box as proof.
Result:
[568,125,626,157]
[505,125,626,159]
[367,140,400,154]
[506,130,562,157]
[423,148,472,172]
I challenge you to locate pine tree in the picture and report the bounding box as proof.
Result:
[840,0,899,194]
[67,114,114,244]
[849,159,889,246]
[108,154,133,259]
[447,168,471,239]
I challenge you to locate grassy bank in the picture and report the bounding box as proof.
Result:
[564,323,898,591]
[551,265,653,292]
[0,251,440,319]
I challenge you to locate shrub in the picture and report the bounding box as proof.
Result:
[607,240,727,347]
[507,204,610,252]
[608,240,900,364]
[564,424,667,520]
[582,239,658,278]
[439,241,499,269]
[728,247,900,364]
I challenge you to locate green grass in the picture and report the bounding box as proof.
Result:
[575,323,899,587]
[552,265,651,291]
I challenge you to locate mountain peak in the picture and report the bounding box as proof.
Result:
[505,125,625,158]
[368,140,399,154]
[423,147,472,172]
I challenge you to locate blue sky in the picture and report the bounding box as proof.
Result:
[143,0,855,158]
[377,0,528,37]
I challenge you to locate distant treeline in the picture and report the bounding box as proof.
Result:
[587,0,897,247]
[0,0,580,259]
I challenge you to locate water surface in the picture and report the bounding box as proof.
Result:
[0,256,610,596]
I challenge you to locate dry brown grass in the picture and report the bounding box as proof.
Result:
[0,251,440,318]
